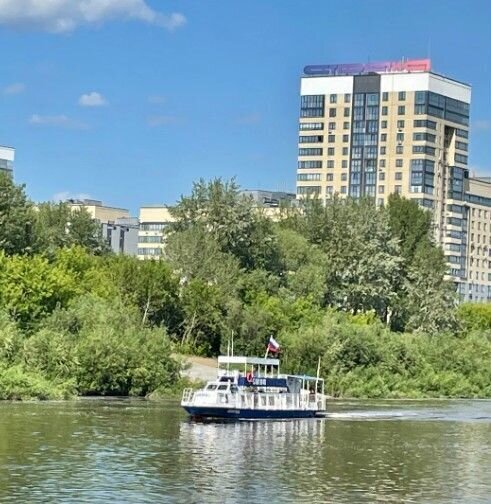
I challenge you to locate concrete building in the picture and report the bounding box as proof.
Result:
[137,205,175,259]
[0,145,14,176]
[296,58,491,301]
[67,198,138,256]
[102,217,140,256]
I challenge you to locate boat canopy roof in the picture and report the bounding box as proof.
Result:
[286,374,324,382]
[218,356,280,367]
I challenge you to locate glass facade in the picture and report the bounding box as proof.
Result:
[349,92,379,197]
[414,91,469,126]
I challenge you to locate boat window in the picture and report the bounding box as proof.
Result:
[230,385,238,393]
[206,384,218,390]
[217,384,228,391]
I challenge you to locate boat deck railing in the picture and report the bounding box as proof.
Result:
[182,389,325,411]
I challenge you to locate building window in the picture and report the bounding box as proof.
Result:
[396,132,404,142]
[342,160,348,168]
[298,160,322,169]
[330,94,337,104]
[396,159,403,167]
[341,186,347,194]
[382,106,388,116]
[328,122,336,130]
[455,154,468,165]
[398,91,406,101]
[395,172,403,180]
[326,186,334,194]
[327,160,334,168]
[344,93,351,103]
[298,148,323,156]
[378,185,385,194]
[343,107,350,117]
[342,147,349,155]
[343,121,350,129]
[341,173,347,181]
[380,146,386,155]
[299,122,324,131]
[328,135,335,143]
[326,173,334,181]
[398,105,405,115]
[327,147,335,155]
[343,134,349,142]
[395,185,402,194]
[396,145,404,154]
[297,186,321,195]
[329,108,337,117]
[381,133,387,142]
[379,159,386,168]
[299,135,323,143]
[300,95,325,118]
[379,172,385,181]
[382,92,389,101]
[397,120,405,128]
[381,120,387,128]
[297,173,321,181]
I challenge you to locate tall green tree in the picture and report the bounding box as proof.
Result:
[170,178,280,271]
[0,172,35,255]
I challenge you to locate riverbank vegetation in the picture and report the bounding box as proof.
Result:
[0,173,490,399]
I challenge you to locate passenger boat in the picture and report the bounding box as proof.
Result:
[181,355,327,420]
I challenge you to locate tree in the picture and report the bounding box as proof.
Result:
[170,178,280,272]
[33,202,110,256]
[165,225,242,298]
[0,172,35,255]
[298,196,402,322]
[0,252,76,329]
[386,194,433,263]
[103,256,182,332]
[404,243,457,334]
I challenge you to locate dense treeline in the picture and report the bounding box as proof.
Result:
[0,173,490,399]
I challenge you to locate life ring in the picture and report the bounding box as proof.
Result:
[246,372,254,384]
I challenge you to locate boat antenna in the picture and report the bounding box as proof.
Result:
[315,356,321,395]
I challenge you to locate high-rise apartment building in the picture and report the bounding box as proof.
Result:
[297,59,490,302]
[0,145,14,176]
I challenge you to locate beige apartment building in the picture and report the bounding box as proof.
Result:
[297,59,490,301]
[137,205,175,259]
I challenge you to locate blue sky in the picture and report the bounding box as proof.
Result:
[0,0,490,214]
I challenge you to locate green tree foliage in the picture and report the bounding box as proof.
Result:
[457,303,491,333]
[103,255,182,332]
[33,202,110,256]
[0,176,487,400]
[0,172,35,255]
[170,178,280,271]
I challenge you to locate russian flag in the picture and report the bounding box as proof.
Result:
[267,336,280,353]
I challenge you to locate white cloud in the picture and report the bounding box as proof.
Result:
[52,191,92,202]
[0,0,186,33]
[3,82,26,95]
[147,115,183,127]
[29,114,88,129]
[78,91,107,107]
[473,119,491,131]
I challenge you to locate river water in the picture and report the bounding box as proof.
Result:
[1,399,490,503]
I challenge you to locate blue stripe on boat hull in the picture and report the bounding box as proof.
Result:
[183,406,321,420]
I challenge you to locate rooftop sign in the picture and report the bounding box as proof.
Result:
[304,58,431,76]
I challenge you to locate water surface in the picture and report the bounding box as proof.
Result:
[1,399,490,503]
